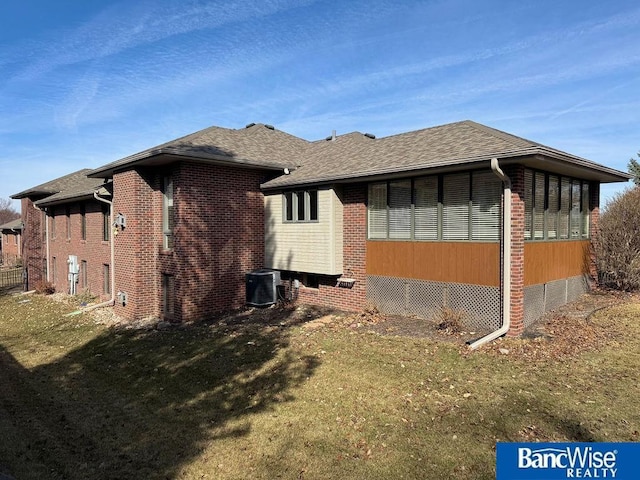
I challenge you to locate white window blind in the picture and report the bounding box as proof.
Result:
[559,177,571,239]
[471,171,501,240]
[524,169,533,240]
[414,176,438,240]
[442,173,470,240]
[533,172,545,240]
[547,175,559,239]
[388,180,412,239]
[581,183,590,238]
[368,183,388,239]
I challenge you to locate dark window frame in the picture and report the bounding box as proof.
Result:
[283,189,319,223]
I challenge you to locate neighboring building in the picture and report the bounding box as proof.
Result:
[0,218,23,266]
[12,121,630,338]
[11,170,110,294]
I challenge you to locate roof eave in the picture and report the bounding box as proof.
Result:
[88,150,296,178]
[261,147,631,190]
[35,191,104,207]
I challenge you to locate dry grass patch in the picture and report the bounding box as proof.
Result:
[0,291,638,479]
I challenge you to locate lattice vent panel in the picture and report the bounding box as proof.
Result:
[524,284,545,328]
[447,283,501,331]
[545,279,567,312]
[366,275,407,315]
[567,275,589,302]
[367,276,500,331]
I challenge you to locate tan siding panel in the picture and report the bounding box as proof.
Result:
[367,241,499,286]
[265,189,343,275]
[524,240,590,286]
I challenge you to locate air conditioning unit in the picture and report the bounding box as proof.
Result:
[246,269,281,307]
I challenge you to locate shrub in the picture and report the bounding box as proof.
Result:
[435,307,467,334]
[594,187,640,291]
[34,280,56,295]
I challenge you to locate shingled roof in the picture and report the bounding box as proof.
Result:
[11,169,108,206]
[261,120,630,188]
[0,218,23,231]
[88,123,309,178]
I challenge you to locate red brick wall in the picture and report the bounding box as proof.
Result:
[112,162,267,322]
[112,168,161,320]
[297,183,367,311]
[20,198,45,289]
[45,202,112,298]
[505,165,525,336]
[1,230,21,264]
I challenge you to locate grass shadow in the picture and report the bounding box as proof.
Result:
[0,307,320,479]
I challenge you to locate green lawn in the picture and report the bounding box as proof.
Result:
[0,292,638,479]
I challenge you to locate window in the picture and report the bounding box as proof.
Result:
[367,170,501,241]
[162,274,175,318]
[80,260,88,289]
[65,206,71,240]
[442,173,470,240]
[523,169,590,241]
[471,171,501,241]
[581,183,590,238]
[80,204,86,240]
[163,176,174,249]
[547,176,559,239]
[533,172,545,240]
[283,190,318,222]
[367,183,387,239]
[50,208,56,238]
[414,176,438,240]
[102,205,110,242]
[388,180,411,239]
[103,264,111,294]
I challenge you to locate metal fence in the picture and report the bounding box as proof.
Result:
[0,267,22,289]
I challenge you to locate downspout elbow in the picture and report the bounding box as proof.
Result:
[468,158,512,350]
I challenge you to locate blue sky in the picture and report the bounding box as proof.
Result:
[1,0,639,208]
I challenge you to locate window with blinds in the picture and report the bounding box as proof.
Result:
[570,181,582,238]
[471,171,501,241]
[442,173,470,240]
[414,176,438,240]
[560,177,571,239]
[367,171,501,242]
[581,183,590,237]
[547,175,559,239]
[523,168,591,241]
[524,170,533,240]
[533,172,545,240]
[368,182,388,239]
[389,180,412,239]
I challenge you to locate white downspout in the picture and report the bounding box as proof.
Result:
[88,190,116,309]
[469,158,511,349]
[33,202,50,282]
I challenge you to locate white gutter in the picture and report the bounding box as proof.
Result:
[87,190,116,309]
[469,158,512,350]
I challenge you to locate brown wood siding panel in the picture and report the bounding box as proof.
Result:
[366,241,500,286]
[524,240,590,286]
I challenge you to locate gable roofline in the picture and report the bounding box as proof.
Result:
[88,123,306,179]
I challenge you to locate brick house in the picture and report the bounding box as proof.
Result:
[13,121,630,342]
[0,218,23,266]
